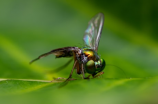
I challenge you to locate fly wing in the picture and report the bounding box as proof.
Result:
[30,47,79,64]
[83,13,104,51]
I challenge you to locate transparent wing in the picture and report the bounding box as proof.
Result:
[83,13,104,51]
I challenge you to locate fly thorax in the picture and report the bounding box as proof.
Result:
[82,55,88,63]
[82,49,97,60]
[74,48,82,62]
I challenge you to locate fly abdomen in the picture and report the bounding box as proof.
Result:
[53,47,79,58]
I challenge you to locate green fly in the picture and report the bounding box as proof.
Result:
[30,13,105,80]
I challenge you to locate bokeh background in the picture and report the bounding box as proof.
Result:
[0,0,158,104]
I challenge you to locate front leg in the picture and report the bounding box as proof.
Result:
[93,72,104,78]
[84,72,104,79]
[84,75,91,79]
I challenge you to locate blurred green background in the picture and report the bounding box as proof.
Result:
[0,0,158,104]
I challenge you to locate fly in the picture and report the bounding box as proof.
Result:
[30,13,106,80]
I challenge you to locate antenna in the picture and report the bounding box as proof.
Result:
[106,64,128,78]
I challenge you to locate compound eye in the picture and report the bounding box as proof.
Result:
[95,59,106,72]
[85,60,96,74]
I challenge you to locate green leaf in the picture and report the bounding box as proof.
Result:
[0,78,158,104]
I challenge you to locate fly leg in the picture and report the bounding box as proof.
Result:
[85,72,104,79]
[81,64,85,79]
[84,75,91,79]
[58,60,77,88]
[49,58,73,74]
[65,60,77,81]
[93,72,104,78]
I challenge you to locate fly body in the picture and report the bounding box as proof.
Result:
[30,13,105,80]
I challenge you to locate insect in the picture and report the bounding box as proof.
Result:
[30,13,105,80]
